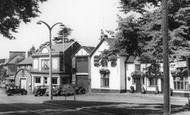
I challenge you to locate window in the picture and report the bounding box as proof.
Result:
[52,77,58,84]
[35,77,41,83]
[94,55,100,67]
[44,77,47,84]
[149,78,157,86]
[41,59,49,70]
[76,57,88,73]
[174,77,188,90]
[111,61,117,67]
[135,64,141,72]
[101,73,109,87]
[101,60,108,67]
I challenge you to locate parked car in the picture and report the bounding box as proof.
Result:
[75,86,86,94]
[34,85,48,96]
[60,84,86,96]
[60,84,75,96]
[45,85,62,96]
[6,86,27,96]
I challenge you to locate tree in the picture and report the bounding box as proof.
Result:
[117,0,190,62]
[0,0,47,39]
[28,45,36,57]
[53,25,73,43]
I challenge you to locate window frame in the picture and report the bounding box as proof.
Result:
[41,59,49,71]
[35,77,41,84]
[100,73,109,88]
[52,77,58,84]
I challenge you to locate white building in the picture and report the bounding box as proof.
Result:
[90,37,190,96]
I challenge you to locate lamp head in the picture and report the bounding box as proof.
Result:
[60,24,65,27]
[36,21,42,25]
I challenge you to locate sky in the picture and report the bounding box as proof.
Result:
[0,0,120,58]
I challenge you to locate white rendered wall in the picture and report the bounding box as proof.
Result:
[91,41,121,90]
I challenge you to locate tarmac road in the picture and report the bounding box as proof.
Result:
[0,88,189,115]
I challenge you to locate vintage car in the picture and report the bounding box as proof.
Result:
[6,86,27,96]
[34,85,48,96]
[45,85,62,96]
[75,86,86,94]
[60,84,86,96]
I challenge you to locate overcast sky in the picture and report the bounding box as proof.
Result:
[0,0,120,58]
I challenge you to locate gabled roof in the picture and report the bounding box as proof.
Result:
[51,41,75,52]
[126,56,135,63]
[6,55,24,65]
[17,57,32,65]
[32,41,76,57]
[82,46,95,54]
[90,37,116,57]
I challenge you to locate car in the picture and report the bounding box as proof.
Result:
[6,86,27,96]
[34,85,48,96]
[60,84,86,96]
[60,84,75,96]
[45,85,62,96]
[75,86,86,94]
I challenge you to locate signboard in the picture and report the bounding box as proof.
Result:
[170,61,186,71]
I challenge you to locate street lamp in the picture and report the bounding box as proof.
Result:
[37,20,63,100]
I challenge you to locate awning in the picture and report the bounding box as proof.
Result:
[171,67,188,78]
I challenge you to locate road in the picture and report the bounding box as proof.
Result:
[0,89,189,115]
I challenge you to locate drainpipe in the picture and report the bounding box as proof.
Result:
[125,60,127,92]
[88,56,91,93]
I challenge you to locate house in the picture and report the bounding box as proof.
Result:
[31,41,81,91]
[125,57,164,93]
[90,37,190,96]
[72,46,95,92]
[15,57,33,93]
[90,38,127,93]
[3,51,25,85]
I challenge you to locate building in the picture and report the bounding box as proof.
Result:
[90,38,127,93]
[3,51,25,85]
[90,37,190,96]
[72,46,95,92]
[15,57,33,93]
[31,41,81,91]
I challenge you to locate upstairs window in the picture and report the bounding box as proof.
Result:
[94,55,100,67]
[135,64,141,72]
[76,57,88,73]
[41,59,49,71]
[101,59,108,67]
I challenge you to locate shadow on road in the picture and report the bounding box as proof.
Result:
[44,100,190,115]
[0,100,188,115]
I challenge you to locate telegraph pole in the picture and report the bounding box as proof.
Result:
[162,0,170,114]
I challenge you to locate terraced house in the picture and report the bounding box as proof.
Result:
[31,41,81,91]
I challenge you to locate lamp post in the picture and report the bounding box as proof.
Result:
[37,21,63,100]
[162,0,170,114]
